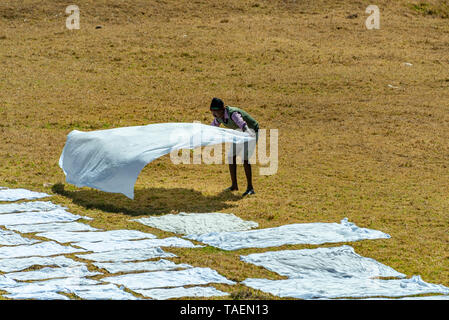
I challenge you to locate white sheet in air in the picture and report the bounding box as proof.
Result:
[93,259,192,274]
[0,209,90,226]
[73,237,201,252]
[0,229,39,245]
[240,246,405,279]
[0,241,85,259]
[0,188,51,202]
[36,229,156,243]
[4,265,100,281]
[6,222,100,233]
[134,212,258,235]
[76,247,176,262]
[58,122,255,199]
[186,218,390,250]
[136,286,229,300]
[0,201,63,214]
[102,267,235,289]
[0,255,83,273]
[242,276,449,300]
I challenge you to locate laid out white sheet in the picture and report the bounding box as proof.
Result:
[5,266,100,281]
[93,259,192,274]
[4,292,70,300]
[0,209,90,226]
[0,201,63,214]
[0,229,39,246]
[186,218,390,250]
[58,122,255,199]
[102,267,236,289]
[69,284,140,300]
[6,222,100,233]
[76,247,176,262]
[74,237,201,252]
[136,286,229,300]
[0,241,85,259]
[0,188,51,202]
[0,255,83,273]
[242,276,449,300]
[240,246,405,279]
[134,212,258,235]
[36,229,157,243]
[0,274,17,287]
[1,277,99,296]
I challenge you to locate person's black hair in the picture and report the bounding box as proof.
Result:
[210,97,225,110]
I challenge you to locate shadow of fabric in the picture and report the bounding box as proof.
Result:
[52,183,242,216]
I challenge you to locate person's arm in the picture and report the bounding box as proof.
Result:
[231,112,247,130]
[211,118,220,127]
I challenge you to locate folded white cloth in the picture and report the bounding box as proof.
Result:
[59,122,255,199]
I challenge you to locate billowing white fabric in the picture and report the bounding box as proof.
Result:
[0,241,85,259]
[69,284,140,300]
[0,201,63,214]
[0,188,51,202]
[58,122,255,199]
[4,266,100,281]
[0,229,39,245]
[240,246,405,279]
[102,267,236,289]
[242,276,449,300]
[186,218,390,250]
[6,222,100,233]
[74,237,201,252]
[0,255,83,273]
[36,229,156,244]
[134,212,259,235]
[0,209,89,226]
[93,259,192,274]
[136,286,229,300]
[76,247,176,262]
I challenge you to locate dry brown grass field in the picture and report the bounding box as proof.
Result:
[0,0,448,300]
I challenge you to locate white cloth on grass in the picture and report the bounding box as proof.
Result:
[186,218,390,250]
[0,188,51,202]
[93,259,192,274]
[0,229,40,246]
[4,292,70,300]
[134,212,258,235]
[4,265,100,281]
[0,274,18,286]
[58,122,255,199]
[6,222,100,233]
[73,237,201,252]
[76,247,176,262]
[0,201,63,214]
[0,209,90,226]
[0,241,85,259]
[102,267,235,289]
[240,246,405,279]
[241,276,449,300]
[36,229,156,244]
[1,277,99,296]
[70,284,140,300]
[0,255,83,273]
[136,286,230,300]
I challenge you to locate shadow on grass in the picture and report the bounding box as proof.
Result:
[52,183,242,216]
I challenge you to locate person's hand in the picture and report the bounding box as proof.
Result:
[243,125,256,138]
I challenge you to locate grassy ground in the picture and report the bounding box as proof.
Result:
[0,0,448,299]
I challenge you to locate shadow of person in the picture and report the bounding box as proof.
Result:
[52,183,242,216]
